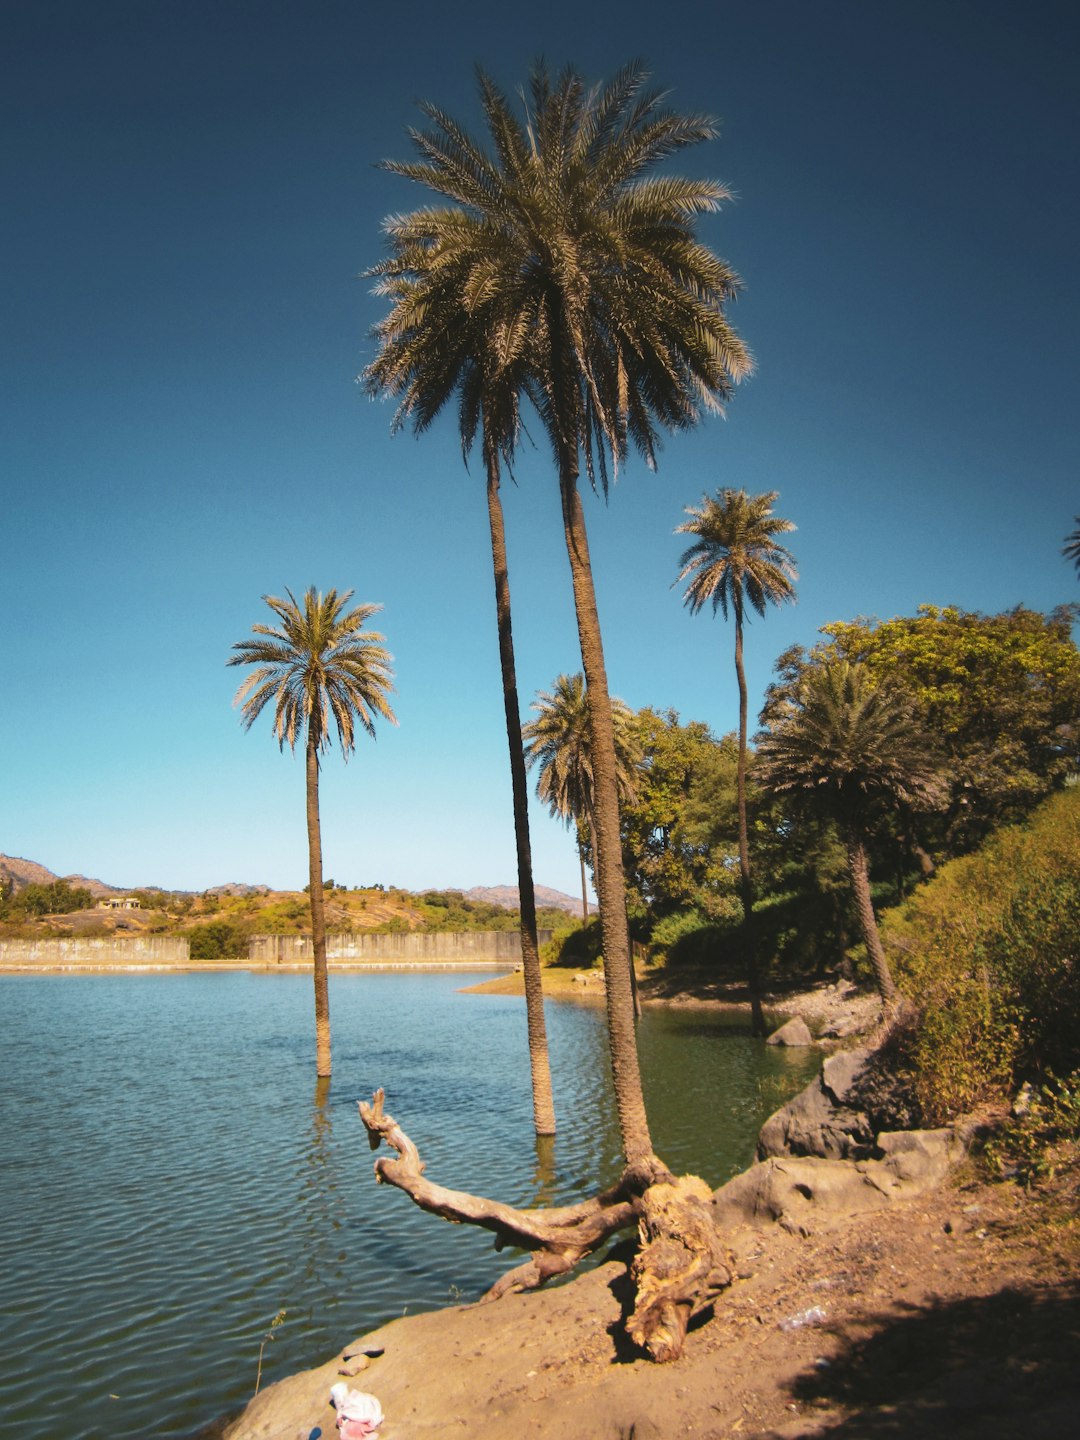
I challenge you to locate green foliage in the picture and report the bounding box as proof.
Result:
[620,708,742,918]
[2,880,93,917]
[414,891,518,932]
[544,920,604,968]
[885,788,1080,1121]
[819,604,1080,853]
[188,920,250,960]
[985,1072,1080,1186]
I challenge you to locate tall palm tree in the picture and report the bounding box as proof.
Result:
[364,242,556,1138]
[229,589,396,1076]
[374,62,751,1164]
[1064,516,1080,577]
[755,660,942,1004]
[523,674,640,923]
[675,488,796,1032]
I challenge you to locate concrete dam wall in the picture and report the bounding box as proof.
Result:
[0,931,545,969]
[0,935,190,968]
[248,930,542,967]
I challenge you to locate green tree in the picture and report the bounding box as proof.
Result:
[819,605,1080,854]
[619,708,740,921]
[755,660,944,1003]
[375,62,750,1167]
[229,588,396,1076]
[364,179,556,1136]
[523,674,639,923]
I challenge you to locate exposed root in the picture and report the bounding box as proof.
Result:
[357,1088,732,1359]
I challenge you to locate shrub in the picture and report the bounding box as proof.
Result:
[885,788,1080,1121]
[188,921,249,960]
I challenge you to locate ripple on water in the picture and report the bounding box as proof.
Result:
[0,972,818,1438]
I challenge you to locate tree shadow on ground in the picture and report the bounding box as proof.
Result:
[786,1278,1080,1437]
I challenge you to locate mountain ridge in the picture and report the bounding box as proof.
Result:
[0,856,587,915]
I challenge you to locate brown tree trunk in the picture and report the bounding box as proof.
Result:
[306,728,332,1077]
[557,453,652,1166]
[845,829,897,1003]
[733,599,766,1036]
[577,830,589,924]
[485,449,556,1136]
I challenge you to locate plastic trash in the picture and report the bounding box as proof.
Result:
[777,1305,827,1331]
[329,1382,384,1438]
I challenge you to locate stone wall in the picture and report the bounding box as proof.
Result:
[248,930,546,966]
[0,935,190,967]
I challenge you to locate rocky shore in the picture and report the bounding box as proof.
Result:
[207,979,1080,1440]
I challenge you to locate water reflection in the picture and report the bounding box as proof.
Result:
[0,973,818,1440]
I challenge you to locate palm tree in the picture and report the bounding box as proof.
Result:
[523,674,640,923]
[229,589,396,1076]
[364,215,557,1136]
[1065,516,1080,577]
[675,488,796,1032]
[374,62,751,1165]
[755,660,942,1004]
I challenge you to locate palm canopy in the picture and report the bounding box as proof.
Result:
[1065,516,1080,577]
[754,660,942,825]
[229,588,397,753]
[364,61,752,486]
[676,488,797,621]
[523,673,639,828]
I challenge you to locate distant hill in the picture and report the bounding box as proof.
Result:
[1,855,586,913]
[0,855,119,898]
[465,884,592,916]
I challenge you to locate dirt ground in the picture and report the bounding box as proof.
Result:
[219,975,1080,1440]
[220,1142,1078,1440]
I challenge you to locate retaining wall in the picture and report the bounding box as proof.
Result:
[248,930,544,966]
[0,935,190,967]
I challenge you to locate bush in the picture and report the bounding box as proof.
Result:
[188,921,249,960]
[885,788,1080,1121]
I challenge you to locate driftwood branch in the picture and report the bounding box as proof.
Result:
[357,1088,734,1359]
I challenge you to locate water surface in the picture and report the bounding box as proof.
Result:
[0,972,816,1438]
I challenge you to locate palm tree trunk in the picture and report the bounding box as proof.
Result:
[558,453,653,1166]
[576,827,589,924]
[733,599,766,1036]
[845,829,897,1003]
[485,449,556,1136]
[306,729,332,1077]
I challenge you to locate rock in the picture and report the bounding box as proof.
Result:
[756,1051,875,1162]
[714,1128,967,1231]
[766,1016,815,1048]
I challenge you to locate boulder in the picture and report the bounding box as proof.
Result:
[756,1048,875,1161]
[766,1016,815,1048]
[713,1128,967,1232]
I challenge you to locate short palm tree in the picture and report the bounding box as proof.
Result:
[374,62,751,1165]
[1064,516,1080,577]
[523,674,640,923]
[755,660,942,1003]
[364,219,556,1136]
[229,588,396,1076]
[676,488,796,1031]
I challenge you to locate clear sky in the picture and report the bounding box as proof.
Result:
[3,0,1078,898]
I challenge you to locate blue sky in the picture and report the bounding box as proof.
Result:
[3,0,1078,898]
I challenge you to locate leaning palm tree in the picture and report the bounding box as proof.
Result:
[359,62,751,1364]
[675,489,796,1032]
[372,61,751,1170]
[523,673,640,923]
[364,218,556,1136]
[229,589,396,1076]
[755,660,942,1004]
[1064,516,1080,577]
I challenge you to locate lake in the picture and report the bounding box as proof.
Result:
[0,972,818,1438]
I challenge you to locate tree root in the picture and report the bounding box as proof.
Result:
[357,1088,732,1361]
